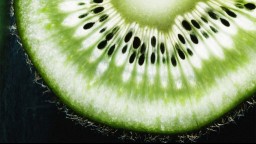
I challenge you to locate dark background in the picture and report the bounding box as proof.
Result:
[0,1,256,143]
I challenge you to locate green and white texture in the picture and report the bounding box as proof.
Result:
[15,0,256,133]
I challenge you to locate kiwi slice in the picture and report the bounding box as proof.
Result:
[15,0,256,134]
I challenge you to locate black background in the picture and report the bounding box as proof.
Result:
[0,1,256,143]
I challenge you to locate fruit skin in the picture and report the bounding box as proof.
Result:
[14,0,256,134]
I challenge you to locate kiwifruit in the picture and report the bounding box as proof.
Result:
[14,0,256,134]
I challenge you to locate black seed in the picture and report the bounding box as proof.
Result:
[151,53,156,64]
[177,49,185,60]
[178,34,186,44]
[99,14,109,22]
[201,17,208,23]
[97,40,108,49]
[244,3,256,10]
[78,2,85,5]
[160,43,165,54]
[187,48,193,56]
[162,58,166,64]
[83,22,95,30]
[210,26,218,33]
[208,11,218,20]
[235,3,244,9]
[191,20,201,29]
[125,32,133,43]
[100,28,106,33]
[122,45,128,54]
[171,55,177,67]
[151,36,157,47]
[129,52,136,64]
[108,45,115,56]
[94,0,103,3]
[140,43,146,54]
[174,43,180,49]
[222,7,237,18]
[79,13,88,19]
[220,18,230,27]
[202,32,209,38]
[112,27,120,33]
[93,7,104,14]
[138,54,145,66]
[182,20,192,31]
[190,34,199,44]
[106,33,114,41]
[133,37,141,49]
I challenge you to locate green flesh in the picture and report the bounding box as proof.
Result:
[15,0,256,133]
[111,0,202,31]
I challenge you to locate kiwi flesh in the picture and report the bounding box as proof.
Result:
[14,0,256,134]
